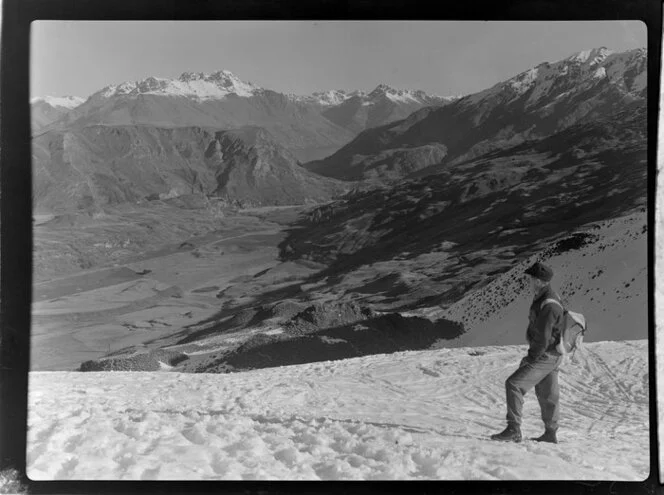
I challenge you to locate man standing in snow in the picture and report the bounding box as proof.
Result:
[490,261,564,444]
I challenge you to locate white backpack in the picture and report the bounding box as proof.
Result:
[540,298,587,357]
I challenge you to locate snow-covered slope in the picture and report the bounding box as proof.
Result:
[27,340,648,480]
[466,47,645,107]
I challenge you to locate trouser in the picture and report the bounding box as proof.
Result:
[505,352,563,431]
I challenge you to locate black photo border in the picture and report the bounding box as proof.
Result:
[1,0,661,494]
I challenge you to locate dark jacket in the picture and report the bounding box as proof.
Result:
[526,285,564,362]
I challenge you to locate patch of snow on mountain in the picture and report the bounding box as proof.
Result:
[631,68,647,93]
[98,70,261,100]
[507,67,539,97]
[384,90,419,104]
[369,84,426,104]
[290,90,366,106]
[462,46,645,107]
[567,47,613,65]
[31,96,85,109]
[592,67,607,80]
[312,90,355,106]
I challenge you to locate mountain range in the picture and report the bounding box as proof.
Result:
[32,72,456,162]
[31,47,646,215]
[30,46,648,380]
[32,73,458,212]
[306,47,646,181]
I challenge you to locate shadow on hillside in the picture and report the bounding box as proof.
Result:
[203,313,464,372]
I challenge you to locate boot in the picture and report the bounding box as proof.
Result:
[490,424,522,443]
[532,429,558,444]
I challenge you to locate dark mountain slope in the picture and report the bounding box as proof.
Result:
[282,105,646,296]
[32,125,349,213]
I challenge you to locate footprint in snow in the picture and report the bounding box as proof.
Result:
[418,366,441,378]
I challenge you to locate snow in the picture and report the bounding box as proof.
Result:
[30,96,85,109]
[507,67,539,97]
[465,46,645,107]
[567,47,613,65]
[291,86,455,107]
[632,68,647,93]
[384,90,420,104]
[27,340,648,480]
[592,67,607,80]
[98,70,260,100]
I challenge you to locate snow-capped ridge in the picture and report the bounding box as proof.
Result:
[31,95,85,109]
[297,89,365,106]
[464,46,646,106]
[567,47,614,65]
[290,85,458,107]
[96,70,261,100]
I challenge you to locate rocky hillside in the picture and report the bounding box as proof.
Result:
[432,212,647,346]
[32,125,349,212]
[284,104,645,274]
[306,47,646,181]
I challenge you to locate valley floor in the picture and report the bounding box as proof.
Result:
[30,206,301,371]
[27,340,649,481]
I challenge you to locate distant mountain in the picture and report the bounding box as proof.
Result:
[208,127,350,206]
[31,96,85,133]
[32,124,349,212]
[306,47,646,181]
[295,84,459,134]
[34,71,455,162]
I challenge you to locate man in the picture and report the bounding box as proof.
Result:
[490,261,564,444]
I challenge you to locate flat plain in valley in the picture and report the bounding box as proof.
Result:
[30,204,309,371]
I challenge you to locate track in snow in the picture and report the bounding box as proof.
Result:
[27,340,648,480]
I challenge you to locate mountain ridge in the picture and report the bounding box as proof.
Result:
[306,47,646,181]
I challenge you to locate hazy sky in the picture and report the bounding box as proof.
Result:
[31,21,647,99]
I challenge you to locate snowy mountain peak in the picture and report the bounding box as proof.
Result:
[466,47,646,107]
[309,89,356,106]
[31,95,85,109]
[367,84,450,104]
[369,84,413,99]
[371,83,395,93]
[568,47,614,65]
[96,70,261,100]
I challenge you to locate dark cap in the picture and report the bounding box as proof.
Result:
[525,262,553,282]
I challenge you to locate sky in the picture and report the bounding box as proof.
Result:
[31,21,647,99]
